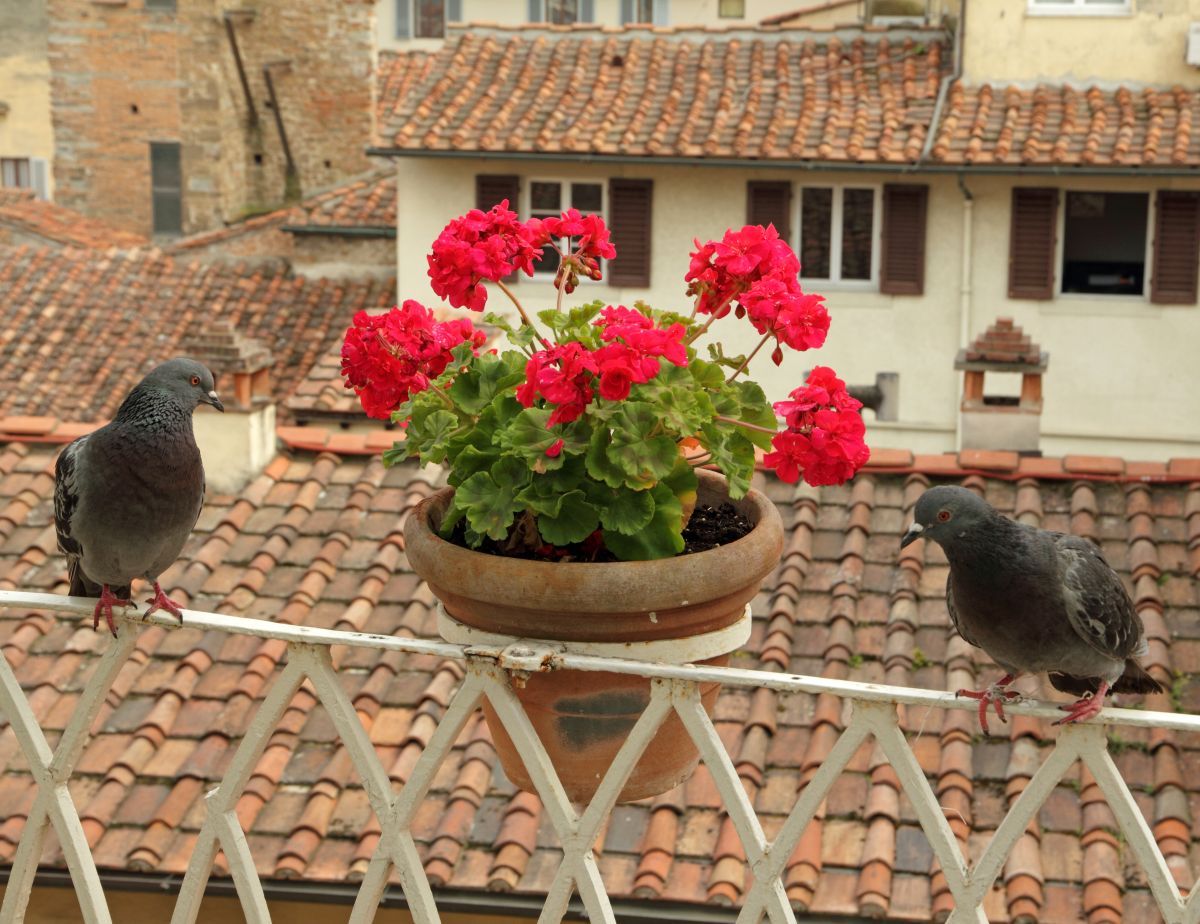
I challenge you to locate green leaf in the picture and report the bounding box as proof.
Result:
[598,487,655,535]
[699,422,755,499]
[640,365,712,436]
[497,407,589,473]
[585,425,627,488]
[448,350,527,414]
[732,381,780,451]
[404,408,461,463]
[453,457,530,541]
[607,403,679,486]
[536,490,600,546]
[382,445,412,468]
[603,482,684,560]
[689,358,728,390]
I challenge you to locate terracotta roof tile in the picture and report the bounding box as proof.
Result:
[376,26,946,163]
[0,192,147,250]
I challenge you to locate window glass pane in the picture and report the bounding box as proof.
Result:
[150,143,182,235]
[571,182,602,212]
[1,158,31,188]
[415,0,444,37]
[150,142,182,188]
[145,0,176,9]
[546,0,579,24]
[152,191,182,235]
[840,188,874,281]
[1061,191,1148,295]
[800,187,832,279]
[718,0,744,15]
[531,181,561,211]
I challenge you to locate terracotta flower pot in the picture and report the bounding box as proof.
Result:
[405,469,784,803]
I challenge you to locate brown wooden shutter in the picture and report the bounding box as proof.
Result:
[1151,190,1200,305]
[608,179,653,287]
[880,184,928,295]
[476,174,520,211]
[1008,187,1059,300]
[746,181,792,243]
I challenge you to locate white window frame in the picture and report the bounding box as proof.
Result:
[797,184,882,290]
[621,0,669,26]
[1026,0,1131,17]
[523,178,607,283]
[1055,189,1152,301]
[395,0,451,40]
[1,157,49,200]
[537,0,587,24]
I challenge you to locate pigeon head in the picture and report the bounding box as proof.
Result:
[141,358,225,413]
[900,485,995,550]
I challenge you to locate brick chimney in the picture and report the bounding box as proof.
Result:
[955,317,1048,453]
[186,321,276,493]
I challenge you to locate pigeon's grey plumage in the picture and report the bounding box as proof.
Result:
[900,485,1161,731]
[54,358,224,635]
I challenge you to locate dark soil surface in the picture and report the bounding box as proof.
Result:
[446,502,753,562]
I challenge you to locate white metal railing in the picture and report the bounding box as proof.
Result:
[1,589,1199,924]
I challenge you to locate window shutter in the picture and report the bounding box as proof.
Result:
[746,181,792,245]
[476,174,521,283]
[609,179,653,287]
[30,159,49,200]
[395,0,411,38]
[580,0,595,21]
[528,0,542,21]
[1151,190,1200,305]
[447,0,462,23]
[1008,187,1058,300]
[620,0,634,23]
[880,183,928,295]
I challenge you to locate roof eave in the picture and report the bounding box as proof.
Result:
[281,224,396,238]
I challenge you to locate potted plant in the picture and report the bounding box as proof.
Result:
[340,202,869,803]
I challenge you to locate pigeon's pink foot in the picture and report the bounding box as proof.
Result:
[1054,681,1109,726]
[144,582,185,623]
[956,673,1022,735]
[92,585,134,637]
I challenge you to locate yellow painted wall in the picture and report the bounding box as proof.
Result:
[394,157,1200,460]
[963,0,1200,85]
[0,0,53,196]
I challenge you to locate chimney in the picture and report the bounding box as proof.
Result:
[955,317,1048,453]
[186,321,276,493]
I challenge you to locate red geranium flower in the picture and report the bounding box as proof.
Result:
[427,200,544,310]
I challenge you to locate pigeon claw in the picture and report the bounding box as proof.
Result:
[1053,682,1110,727]
[956,674,1022,735]
[144,582,185,625]
[91,585,134,638]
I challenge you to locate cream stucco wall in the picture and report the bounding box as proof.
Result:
[0,0,53,197]
[963,0,1200,85]
[393,157,1200,460]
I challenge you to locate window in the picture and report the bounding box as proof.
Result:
[799,186,880,285]
[149,142,183,235]
[1,157,49,199]
[1060,191,1149,296]
[528,180,604,277]
[144,0,177,10]
[621,0,668,24]
[528,0,594,24]
[395,0,460,39]
[1027,0,1130,14]
[718,0,745,17]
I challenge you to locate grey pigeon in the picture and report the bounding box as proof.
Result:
[900,485,1161,733]
[54,358,223,635]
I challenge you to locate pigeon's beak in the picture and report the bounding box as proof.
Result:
[899,522,924,550]
[204,390,225,413]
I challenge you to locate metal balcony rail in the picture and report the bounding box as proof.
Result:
[0,589,1198,924]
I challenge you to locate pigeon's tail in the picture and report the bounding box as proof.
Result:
[1048,661,1164,698]
[67,559,130,601]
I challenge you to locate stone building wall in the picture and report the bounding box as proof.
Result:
[47,0,376,238]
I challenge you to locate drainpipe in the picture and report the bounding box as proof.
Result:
[222,10,258,127]
[263,60,301,203]
[956,172,974,451]
[916,0,965,165]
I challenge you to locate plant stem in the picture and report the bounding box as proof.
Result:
[715,414,778,436]
[495,279,551,348]
[727,333,772,383]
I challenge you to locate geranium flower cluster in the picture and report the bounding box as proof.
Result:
[538,208,617,294]
[686,224,830,361]
[340,300,485,420]
[515,307,689,426]
[427,200,543,311]
[763,366,870,487]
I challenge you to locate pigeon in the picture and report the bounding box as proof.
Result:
[54,358,224,636]
[900,485,1161,733]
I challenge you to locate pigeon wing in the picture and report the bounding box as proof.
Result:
[1055,534,1144,661]
[53,436,86,559]
[946,572,982,649]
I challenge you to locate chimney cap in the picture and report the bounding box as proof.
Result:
[954,317,1048,373]
[185,320,274,377]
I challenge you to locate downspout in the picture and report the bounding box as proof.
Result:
[263,61,301,203]
[956,172,974,452]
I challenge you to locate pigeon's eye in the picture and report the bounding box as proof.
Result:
[190,376,200,386]
[937,510,952,522]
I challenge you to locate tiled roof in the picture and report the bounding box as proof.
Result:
[932,82,1200,168]
[374,25,946,163]
[2,444,1199,920]
[0,246,394,421]
[284,339,364,423]
[0,189,148,250]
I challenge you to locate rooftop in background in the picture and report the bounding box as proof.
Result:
[373,24,1200,170]
[0,443,1197,921]
[0,245,394,423]
[0,189,148,251]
